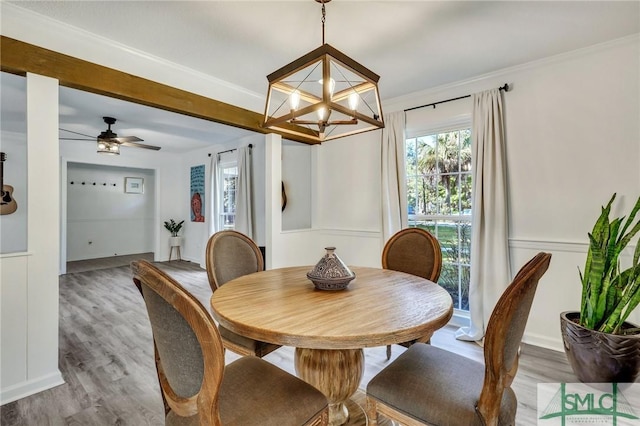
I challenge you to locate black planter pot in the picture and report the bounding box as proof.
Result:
[560,311,640,383]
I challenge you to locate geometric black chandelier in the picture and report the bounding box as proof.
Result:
[263,0,384,144]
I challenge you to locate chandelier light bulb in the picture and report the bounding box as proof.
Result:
[348,92,359,111]
[290,90,301,110]
[318,78,336,98]
[317,107,327,121]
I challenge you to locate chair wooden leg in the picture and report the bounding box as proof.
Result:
[366,396,379,425]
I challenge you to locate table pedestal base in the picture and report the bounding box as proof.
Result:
[295,348,364,426]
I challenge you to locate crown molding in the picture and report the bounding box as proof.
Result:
[384,33,640,113]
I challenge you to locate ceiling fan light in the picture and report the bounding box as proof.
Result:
[61,116,158,153]
[97,140,120,155]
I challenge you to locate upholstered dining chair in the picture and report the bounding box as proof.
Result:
[366,252,552,426]
[131,260,329,426]
[382,227,443,359]
[205,230,281,357]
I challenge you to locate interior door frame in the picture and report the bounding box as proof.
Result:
[59,158,159,274]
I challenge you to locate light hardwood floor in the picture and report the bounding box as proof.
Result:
[1,259,577,425]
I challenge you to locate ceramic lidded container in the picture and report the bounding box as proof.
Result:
[306,247,356,291]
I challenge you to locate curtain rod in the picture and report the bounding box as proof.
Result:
[208,143,253,157]
[404,84,510,112]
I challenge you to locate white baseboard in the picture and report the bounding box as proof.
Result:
[179,255,205,270]
[0,370,65,405]
[522,332,564,353]
[448,311,470,329]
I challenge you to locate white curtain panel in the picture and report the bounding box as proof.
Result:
[209,153,221,236]
[234,145,253,239]
[456,88,511,342]
[381,111,408,242]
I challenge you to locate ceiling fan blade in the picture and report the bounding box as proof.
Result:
[59,128,96,138]
[120,141,161,151]
[59,137,95,141]
[62,121,156,150]
[113,136,143,143]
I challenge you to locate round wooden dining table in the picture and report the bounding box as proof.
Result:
[210,265,453,426]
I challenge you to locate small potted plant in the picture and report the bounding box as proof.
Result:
[164,219,185,247]
[560,193,640,383]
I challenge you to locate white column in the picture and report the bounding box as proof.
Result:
[264,134,282,270]
[25,72,63,389]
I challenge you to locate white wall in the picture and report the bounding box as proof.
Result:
[66,163,155,261]
[180,133,267,268]
[1,73,64,404]
[62,123,272,271]
[316,131,383,234]
[317,35,640,351]
[0,70,28,255]
[266,135,382,270]
[0,131,28,254]
[180,134,312,268]
[60,139,184,267]
[178,145,210,266]
[282,140,312,231]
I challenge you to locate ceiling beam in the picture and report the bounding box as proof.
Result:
[0,36,319,145]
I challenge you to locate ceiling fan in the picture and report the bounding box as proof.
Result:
[59,116,161,154]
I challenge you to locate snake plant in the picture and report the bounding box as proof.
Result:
[579,193,640,334]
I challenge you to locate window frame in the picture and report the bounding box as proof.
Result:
[405,120,472,313]
[217,157,238,231]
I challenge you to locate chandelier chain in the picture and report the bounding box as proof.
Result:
[321,1,326,45]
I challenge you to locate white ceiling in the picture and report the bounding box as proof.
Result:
[2,1,639,153]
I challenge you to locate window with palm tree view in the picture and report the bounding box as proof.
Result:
[406,127,472,310]
[219,163,237,230]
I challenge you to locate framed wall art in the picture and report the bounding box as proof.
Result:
[190,165,205,222]
[125,177,144,194]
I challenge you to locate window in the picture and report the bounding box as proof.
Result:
[218,161,238,230]
[406,127,472,311]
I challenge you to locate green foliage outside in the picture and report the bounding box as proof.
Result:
[408,128,473,311]
[406,130,472,216]
[412,221,471,310]
[221,166,238,227]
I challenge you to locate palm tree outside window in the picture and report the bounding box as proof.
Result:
[219,164,238,230]
[406,127,472,311]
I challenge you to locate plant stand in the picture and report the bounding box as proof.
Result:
[169,236,183,261]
